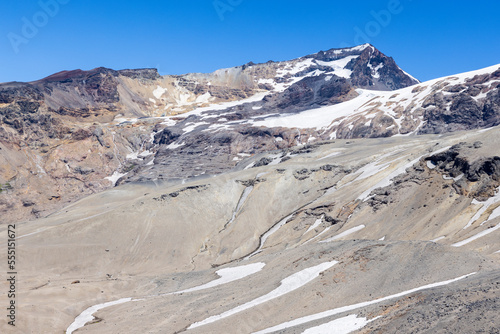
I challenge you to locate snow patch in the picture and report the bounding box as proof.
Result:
[189,261,337,329]
[66,298,132,334]
[196,92,212,103]
[245,214,294,259]
[452,223,500,247]
[320,225,365,243]
[153,86,167,99]
[306,215,324,233]
[463,187,500,229]
[317,151,342,161]
[105,171,127,186]
[166,142,185,150]
[172,262,265,294]
[302,314,378,334]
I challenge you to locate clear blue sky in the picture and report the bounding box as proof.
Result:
[1,0,499,83]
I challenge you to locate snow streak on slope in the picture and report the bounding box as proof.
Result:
[356,146,451,201]
[463,187,500,229]
[452,224,500,247]
[320,225,366,243]
[252,273,476,334]
[302,314,378,334]
[66,298,132,334]
[245,214,294,259]
[66,263,265,333]
[171,262,265,295]
[188,261,338,329]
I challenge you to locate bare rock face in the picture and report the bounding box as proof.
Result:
[419,68,500,134]
[346,46,417,90]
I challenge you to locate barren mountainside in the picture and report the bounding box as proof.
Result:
[1,44,500,334]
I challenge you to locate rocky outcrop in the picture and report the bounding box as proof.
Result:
[425,143,500,200]
[419,68,500,134]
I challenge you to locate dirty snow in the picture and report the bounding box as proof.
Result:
[306,215,324,233]
[245,214,294,259]
[105,171,127,186]
[463,187,500,229]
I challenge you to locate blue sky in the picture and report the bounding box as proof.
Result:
[1,0,499,83]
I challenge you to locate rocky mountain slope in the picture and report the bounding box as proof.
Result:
[2,125,500,333]
[0,44,420,224]
[1,44,500,334]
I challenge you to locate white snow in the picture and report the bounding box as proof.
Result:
[302,314,378,334]
[443,174,463,181]
[189,261,338,329]
[452,223,500,247]
[368,63,384,79]
[244,162,256,170]
[66,298,132,334]
[306,215,324,233]
[431,236,446,243]
[319,225,365,243]
[303,227,332,245]
[325,76,332,82]
[114,116,138,124]
[317,151,342,161]
[181,63,500,138]
[226,186,254,227]
[245,214,294,259]
[105,171,127,186]
[426,161,436,169]
[181,91,269,118]
[148,98,156,104]
[173,262,265,294]
[183,121,209,133]
[196,92,212,103]
[398,66,419,83]
[153,85,167,99]
[166,142,185,150]
[277,58,315,77]
[252,272,476,334]
[379,236,386,241]
[126,150,152,160]
[251,89,380,130]
[315,56,358,79]
[463,187,500,229]
[160,118,177,126]
[67,263,265,333]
